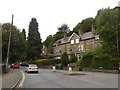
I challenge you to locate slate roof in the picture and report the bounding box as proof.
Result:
[80,31,95,40]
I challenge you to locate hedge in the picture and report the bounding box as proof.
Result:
[80,52,94,68]
[33,59,62,67]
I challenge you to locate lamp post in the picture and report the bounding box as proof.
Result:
[6,15,14,72]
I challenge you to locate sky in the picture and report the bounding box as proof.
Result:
[0,0,119,42]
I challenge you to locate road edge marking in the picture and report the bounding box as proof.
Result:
[18,70,25,87]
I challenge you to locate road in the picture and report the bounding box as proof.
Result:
[18,67,118,88]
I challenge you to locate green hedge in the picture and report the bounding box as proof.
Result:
[90,54,113,69]
[77,52,120,70]
[80,52,94,68]
[33,59,61,67]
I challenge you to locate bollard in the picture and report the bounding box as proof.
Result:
[68,67,72,75]
[53,66,56,72]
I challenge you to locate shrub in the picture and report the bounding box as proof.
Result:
[80,52,94,68]
[61,53,69,66]
[91,54,113,69]
[69,53,77,63]
[33,59,62,67]
[111,58,120,70]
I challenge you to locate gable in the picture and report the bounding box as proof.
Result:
[68,33,80,42]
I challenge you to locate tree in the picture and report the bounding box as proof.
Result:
[22,29,26,40]
[69,53,77,63]
[96,7,120,57]
[57,24,70,53]
[18,31,27,61]
[2,23,20,63]
[27,18,42,60]
[57,24,70,33]
[73,18,95,34]
[61,53,69,66]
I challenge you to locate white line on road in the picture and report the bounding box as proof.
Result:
[19,70,25,87]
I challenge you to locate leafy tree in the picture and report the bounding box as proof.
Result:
[69,53,77,63]
[22,29,26,40]
[2,23,20,63]
[18,32,27,61]
[96,7,120,57]
[61,53,69,66]
[57,24,70,33]
[73,18,95,34]
[27,18,42,60]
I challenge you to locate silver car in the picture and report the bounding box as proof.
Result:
[25,64,38,73]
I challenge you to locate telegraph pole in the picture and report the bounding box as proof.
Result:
[6,15,14,72]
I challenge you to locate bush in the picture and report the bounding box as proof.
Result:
[33,59,62,67]
[69,53,77,63]
[61,53,69,66]
[111,58,120,70]
[80,52,94,68]
[91,54,113,69]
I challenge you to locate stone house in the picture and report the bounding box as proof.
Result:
[53,28,100,60]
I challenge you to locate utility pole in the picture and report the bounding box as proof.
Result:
[6,15,14,72]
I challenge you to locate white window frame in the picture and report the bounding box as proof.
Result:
[71,40,74,44]
[75,39,79,44]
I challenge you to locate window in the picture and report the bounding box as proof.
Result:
[81,45,84,51]
[71,40,74,44]
[75,39,79,44]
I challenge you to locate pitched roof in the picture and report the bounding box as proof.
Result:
[80,31,95,40]
[53,37,70,46]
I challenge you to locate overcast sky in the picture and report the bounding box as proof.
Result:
[0,0,119,42]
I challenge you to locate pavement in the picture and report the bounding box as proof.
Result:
[1,68,23,89]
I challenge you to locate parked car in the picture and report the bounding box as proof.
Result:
[20,62,29,67]
[25,64,38,73]
[10,63,20,69]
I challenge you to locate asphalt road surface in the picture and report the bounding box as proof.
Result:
[18,67,118,88]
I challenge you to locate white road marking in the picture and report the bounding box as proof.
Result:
[19,70,25,87]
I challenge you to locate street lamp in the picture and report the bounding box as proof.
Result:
[6,15,14,72]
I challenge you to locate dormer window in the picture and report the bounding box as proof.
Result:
[75,39,79,44]
[71,40,74,44]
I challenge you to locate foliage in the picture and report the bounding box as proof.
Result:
[73,17,95,34]
[91,54,113,69]
[111,58,120,70]
[2,23,27,63]
[80,52,94,68]
[95,7,120,58]
[69,53,77,63]
[61,53,69,66]
[57,24,70,33]
[27,18,42,60]
[33,59,61,67]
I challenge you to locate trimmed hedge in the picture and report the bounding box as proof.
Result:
[90,54,113,69]
[33,59,61,67]
[80,52,94,68]
[77,52,120,70]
